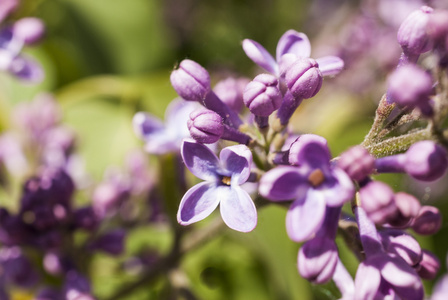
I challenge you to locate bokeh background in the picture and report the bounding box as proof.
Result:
[2,0,448,299]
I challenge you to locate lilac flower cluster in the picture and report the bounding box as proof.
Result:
[0,94,162,299]
[128,3,448,299]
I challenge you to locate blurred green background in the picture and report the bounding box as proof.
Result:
[2,0,448,299]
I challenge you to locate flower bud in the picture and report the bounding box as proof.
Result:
[404,141,448,181]
[417,249,440,280]
[285,57,323,99]
[387,65,433,115]
[13,17,45,45]
[359,181,397,225]
[385,234,422,267]
[298,237,338,284]
[412,205,442,235]
[388,192,421,228]
[243,74,282,116]
[187,108,223,144]
[337,146,375,182]
[397,6,433,55]
[213,77,249,112]
[170,59,210,101]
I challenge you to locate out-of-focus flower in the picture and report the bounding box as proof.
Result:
[133,99,200,154]
[177,139,257,232]
[260,134,354,241]
[213,77,249,113]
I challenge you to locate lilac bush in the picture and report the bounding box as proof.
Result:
[2,0,448,299]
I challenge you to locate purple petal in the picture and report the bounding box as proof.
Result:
[315,56,344,76]
[379,255,423,300]
[318,168,355,207]
[289,134,331,171]
[259,166,308,201]
[177,182,220,225]
[276,30,311,61]
[286,190,326,242]
[9,55,44,83]
[133,112,164,139]
[354,261,382,300]
[165,99,200,138]
[242,39,278,75]
[220,186,257,232]
[181,139,220,181]
[220,145,252,185]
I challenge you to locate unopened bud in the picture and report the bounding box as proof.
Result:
[397,6,434,55]
[412,205,442,235]
[170,59,210,101]
[337,146,374,182]
[243,74,282,116]
[359,181,397,225]
[404,141,448,181]
[187,109,223,144]
[285,57,322,99]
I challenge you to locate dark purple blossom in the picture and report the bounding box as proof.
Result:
[259,134,354,241]
[177,139,257,232]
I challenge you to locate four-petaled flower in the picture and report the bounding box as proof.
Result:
[177,139,257,232]
[242,29,344,77]
[259,134,354,242]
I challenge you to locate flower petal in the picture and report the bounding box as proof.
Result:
[354,261,382,300]
[165,99,200,139]
[132,112,164,140]
[316,56,344,76]
[181,139,220,181]
[220,144,252,185]
[276,30,311,61]
[286,190,326,242]
[242,39,278,75]
[318,168,355,207]
[379,255,424,300]
[9,55,44,83]
[220,186,257,232]
[288,134,331,171]
[177,182,220,225]
[259,166,308,201]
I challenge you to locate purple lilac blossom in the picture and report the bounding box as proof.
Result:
[243,73,282,117]
[0,21,44,82]
[375,140,448,181]
[242,30,343,77]
[177,139,257,232]
[417,249,440,280]
[354,206,424,300]
[388,192,421,228]
[170,59,210,102]
[133,99,200,154]
[213,77,249,113]
[259,134,354,242]
[411,205,442,235]
[187,108,224,144]
[359,180,398,225]
[387,64,433,115]
[337,145,375,182]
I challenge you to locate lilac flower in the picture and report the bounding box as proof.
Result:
[177,139,257,232]
[259,134,354,242]
[354,206,424,300]
[133,99,200,154]
[242,29,343,77]
[0,20,44,82]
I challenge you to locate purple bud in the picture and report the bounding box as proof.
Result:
[187,108,223,144]
[337,146,375,182]
[397,6,434,55]
[13,18,45,45]
[385,234,422,267]
[243,74,282,117]
[412,205,442,235]
[404,141,448,181]
[417,249,440,280]
[170,59,210,101]
[388,192,421,228]
[298,237,338,284]
[213,77,249,112]
[387,64,433,115]
[359,181,398,225]
[285,57,323,99]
